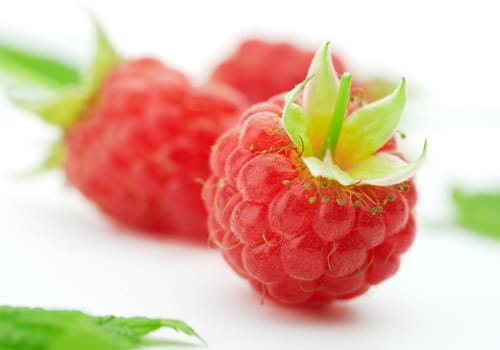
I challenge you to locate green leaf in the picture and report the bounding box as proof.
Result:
[0,306,205,350]
[302,42,339,154]
[452,188,500,239]
[0,44,81,89]
[282,77,312,156]
[335,77,407,167]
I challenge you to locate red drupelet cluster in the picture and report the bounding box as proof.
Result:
[65,58,247,238]
[203,96,417,305]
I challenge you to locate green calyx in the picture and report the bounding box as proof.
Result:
[282,42,426,187]
[0,17,119,170]
[10,18,119,129]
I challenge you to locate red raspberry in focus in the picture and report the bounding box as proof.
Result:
[204,105,417,305]
[211,39,348,104]
[203,43,425,306]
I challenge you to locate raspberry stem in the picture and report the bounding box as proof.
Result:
[319,72,352,159]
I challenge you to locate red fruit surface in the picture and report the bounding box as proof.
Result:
[65,58,246,239]
[203,97,418,305]
[211,39,348,104]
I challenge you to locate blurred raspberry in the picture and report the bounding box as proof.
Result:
[211,39,348,103]
[64,58,246,238]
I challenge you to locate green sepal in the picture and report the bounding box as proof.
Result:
[335,77,407,167]
[16,139,65,178]
[12,87,88,129]
[303,149,356,186]
[0,306,206,350]
[362,77,398,102]
[9,17,119,130]
[282,77,313,156]
[303,140,425,186]
[34,139,66,173]
[282,43,425,187]
[452,188,500,239]
[87,17,120,97]
[347,140,427,186]
[0,44,81,89]
[302,42,339,153]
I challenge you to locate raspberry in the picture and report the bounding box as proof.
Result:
[64,59,245,238]
[204,43,425,306]
[211,39,348,104]
[10,24,246,240]
[205,126,417,305]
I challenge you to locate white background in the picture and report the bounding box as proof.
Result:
[1,1,500,349]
